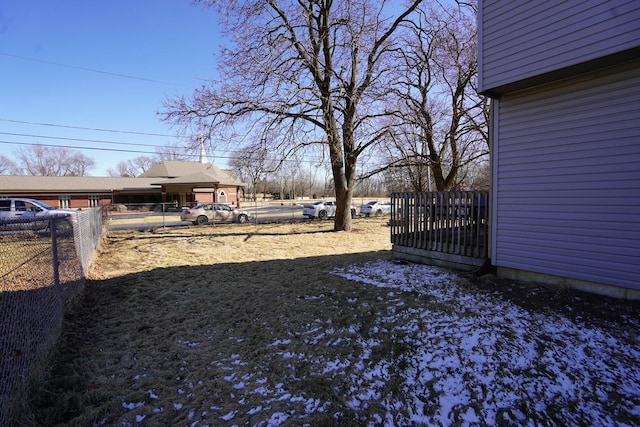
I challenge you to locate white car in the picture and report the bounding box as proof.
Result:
[360,200,392,216]
[302,201,357,219]
[180,202,250,225]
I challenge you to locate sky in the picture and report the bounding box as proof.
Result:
[0,0,222,176]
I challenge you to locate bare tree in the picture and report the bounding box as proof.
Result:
[0,155,20,175]
[154,143,194,162]
[229,143,272,201]
[107,156,156,177]
[163,0,424,231]
[106,141,196,177]
[372,3,488,191]
[106,164,128,178]
[15,144,95,176]
[295,169,315,199]
[462,160,490,191]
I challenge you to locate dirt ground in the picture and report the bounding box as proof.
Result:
[21,216,640,426]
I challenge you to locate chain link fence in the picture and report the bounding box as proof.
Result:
[105,202,184,230]
[0,208,105,425]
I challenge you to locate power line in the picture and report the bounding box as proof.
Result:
[0,131,171,149]
[0,118,176,138]
[0,139,330,165]
[0,52,191,88]
[0,139,173,156]
[0,119,334,165]
[0,118,241,156]
[0,130,236,156]
[0,118,238,154]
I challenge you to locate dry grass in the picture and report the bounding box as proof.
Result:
[20,217,640,426]
[23,218,395,426]
[91,218,390,278]
[0,233,79,292]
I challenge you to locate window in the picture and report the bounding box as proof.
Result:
[23,201,44,212]
[15,200,27,211]
[59,196,71,209]
[88,195,100,207]
[0,200,10,211]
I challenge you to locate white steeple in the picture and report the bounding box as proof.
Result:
[199,140,208,164]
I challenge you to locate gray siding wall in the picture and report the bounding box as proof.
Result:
[479,0,640,92]
[492,62,640,289]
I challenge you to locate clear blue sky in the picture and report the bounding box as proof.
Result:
[0,0,221,176]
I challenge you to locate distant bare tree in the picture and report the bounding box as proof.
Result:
[276,160,300,200]
[0,154,20,175]
[229,143,272,201]
[106,165,124,177]
[16,144,95,176]
[107,156,155,177]
[106,141,197,177]
[295,169,316,199]
[163,0,425,231]
[154,142,194,161]
[462,160,490,191]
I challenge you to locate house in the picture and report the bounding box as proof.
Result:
[141,160,246,207]
[477,1,640,298]
[0,161,245,210]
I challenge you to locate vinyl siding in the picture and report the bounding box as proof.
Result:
[492,62,640,289]
[478,0,640,92]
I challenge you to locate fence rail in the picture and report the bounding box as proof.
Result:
[0,208,104,425]
[391,191,489,260]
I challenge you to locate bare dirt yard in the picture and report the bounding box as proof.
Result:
[21,217,640,426]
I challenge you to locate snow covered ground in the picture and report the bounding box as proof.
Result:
[116,260,640,426]
[332,261,640,426]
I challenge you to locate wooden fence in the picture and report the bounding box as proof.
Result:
[391,192,489,266]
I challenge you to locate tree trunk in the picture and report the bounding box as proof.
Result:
[328,135,353,232]
[320,60,355,231]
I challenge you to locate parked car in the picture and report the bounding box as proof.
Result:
[180,203,250,225]
[360,200,392,216]
[0,197,76,233]
[302,201,357,219]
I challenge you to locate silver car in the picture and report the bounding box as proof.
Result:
[0,197,76,233]
[180,203,250,225]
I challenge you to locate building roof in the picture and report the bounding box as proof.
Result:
[0,161,245,194]
[0,175,160,192]
[145,161,244,187]
[152,171,231,186]
[141,161,219,178]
